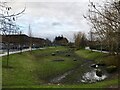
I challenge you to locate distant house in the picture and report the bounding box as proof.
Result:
[31,37,46,48]
[53,35,69,46]
[0,34,29,49]
[0,34,47,50]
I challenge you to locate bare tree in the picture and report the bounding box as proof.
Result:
[74,32,86,49]
[84,0,120,54]
[0,2,25,67]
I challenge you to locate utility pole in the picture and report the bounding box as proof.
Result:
[28,24,32,51]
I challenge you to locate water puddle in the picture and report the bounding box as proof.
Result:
[49,63,108,84]
[81,70,107,83]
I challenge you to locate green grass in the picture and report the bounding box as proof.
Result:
[75,49,119,66]
[75,49,105,60]
[3,78,118,88]
[2,47,119,88]
[2,46,81,87]
[2,53,36,86]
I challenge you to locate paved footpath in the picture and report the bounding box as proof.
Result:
[89,49,109,53]
[0,48,46,57]
[85,47,109,54]
[86,49,118,54]
[0,47,114,57]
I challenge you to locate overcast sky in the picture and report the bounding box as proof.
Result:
[8,0,104,42]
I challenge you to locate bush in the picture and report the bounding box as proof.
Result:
[106,65,117,73]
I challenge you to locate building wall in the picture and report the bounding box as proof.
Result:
[0,34,47,49]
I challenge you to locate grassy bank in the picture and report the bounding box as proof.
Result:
[75,49,119,67]
[75,49,119,88]
[2,47,119,88]
[2,47,81,87]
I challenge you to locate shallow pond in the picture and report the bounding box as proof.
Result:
[81,69,107,83]
[49,62,108,84]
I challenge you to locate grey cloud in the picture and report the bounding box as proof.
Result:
[8,0,104,41]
